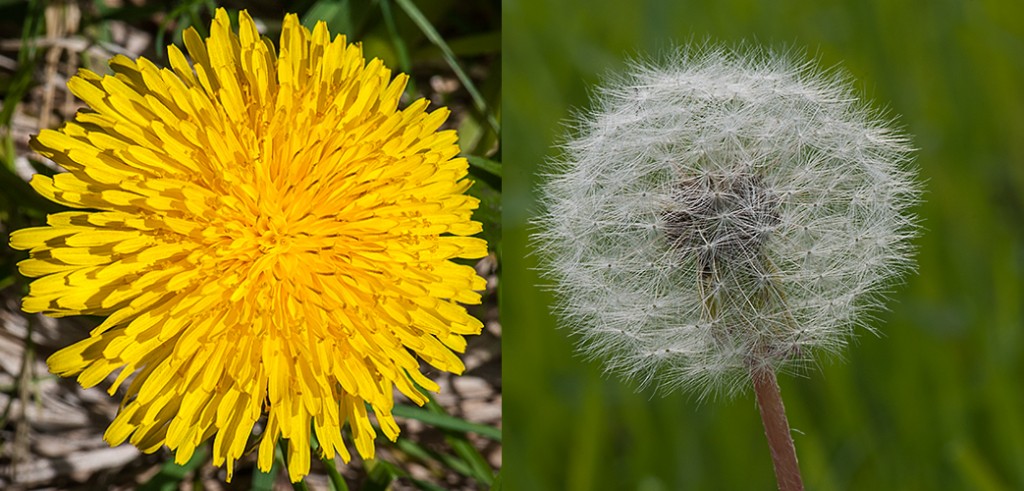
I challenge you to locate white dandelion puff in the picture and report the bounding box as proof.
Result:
[532,45,921,397]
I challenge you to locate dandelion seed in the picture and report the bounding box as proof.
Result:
[533,45,919,490]
[10,9,487,482]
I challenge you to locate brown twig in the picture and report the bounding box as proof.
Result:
[751,364,804,491]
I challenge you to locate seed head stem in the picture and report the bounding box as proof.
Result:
[752,365,804,491]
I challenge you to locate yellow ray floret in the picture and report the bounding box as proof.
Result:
[10,8,488,483]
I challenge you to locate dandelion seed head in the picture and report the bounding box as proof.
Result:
[533,45,920,397]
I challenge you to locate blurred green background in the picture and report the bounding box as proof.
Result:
[504,0,1024,490]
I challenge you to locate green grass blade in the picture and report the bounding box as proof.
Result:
[422,399,495,486]
[443,431,494,486]
[323,455,349,491]
[466,155,502,180]
[379,0,412,73]
[251,458,279,491]
[392,0,499,136]
[392,404,502,441]
[393,435,475,476]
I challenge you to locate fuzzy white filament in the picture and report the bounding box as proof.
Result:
[533,46,920,397]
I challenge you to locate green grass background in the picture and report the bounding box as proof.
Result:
[503,0,1024,489]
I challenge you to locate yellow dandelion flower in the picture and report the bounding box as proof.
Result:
[9,8,488,482]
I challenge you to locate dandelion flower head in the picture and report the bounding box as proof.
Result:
[533,46,919,396]
[10,9,487,481]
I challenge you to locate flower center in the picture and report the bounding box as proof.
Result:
[663,172,780,269]
[258,220,296,256]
